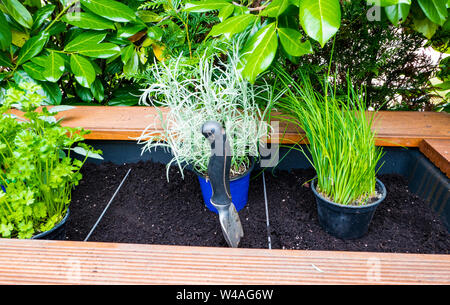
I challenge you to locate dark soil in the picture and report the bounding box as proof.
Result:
[67,161,268,248]
[265,169,449,254]
[67,161,449,254]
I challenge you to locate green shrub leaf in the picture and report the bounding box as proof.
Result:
[121,44,135,65]
[147,26,164,41]
[378,0,401,6]
[16,32,49,66]
[31,4,55,31]
[240,22,278,83]
[218,3,234,21]
[80,0,137,23]
[117,23,146,38]
[37,80,62,105]
[299,0,341,47]
[0,51,12,68]
[0,11,11,51]
[75,84,94,102]
[64,31,106,52]
[123,50,139,74]
[278,28,313,57]
[76,43,121,59]
[91,78,105,102]
[2,0,33,29]
[208,14,258,39]
[70,54,96,88]
[184,0,230,13]
[261,0,290,17]
[137,10,163,23]
[63,11,115,30]
[23,61,46,81]
[43,51,65,82]
[385,1,411,25]
[412,15,439,38]
[417,0,448,26]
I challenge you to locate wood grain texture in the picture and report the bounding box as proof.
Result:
[8,107,450,147]
[0,239,448,285]
[419,139,450,178]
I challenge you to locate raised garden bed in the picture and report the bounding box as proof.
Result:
[64,142,449,255]
[1,107,449,285]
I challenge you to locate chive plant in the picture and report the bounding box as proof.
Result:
[277,69,384,206]
[137,48,274,180]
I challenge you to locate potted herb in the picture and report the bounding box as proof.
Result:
[0,83,102,239]
[137,52,274,213]
[277,69,386,239]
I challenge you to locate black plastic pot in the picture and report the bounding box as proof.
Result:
[31,209,70,240]
[311,178,387,239]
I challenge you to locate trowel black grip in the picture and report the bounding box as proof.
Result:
[201,121,232,206]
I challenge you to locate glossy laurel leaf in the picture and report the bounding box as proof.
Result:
[70,54,96,88]
[43,51,65,83]
[240,22,278,84]
[278,28,313,57]
[80,0,137,23]
[16,32,49,66]
[299,0,341,48]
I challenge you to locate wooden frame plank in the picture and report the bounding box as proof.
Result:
[9,106,450,176]
[419,139,450,178]
[0,239,448,285]
[9,107,450,147]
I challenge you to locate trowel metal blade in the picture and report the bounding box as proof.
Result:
[211,202,244,248]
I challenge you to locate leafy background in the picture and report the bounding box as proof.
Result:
[0,0,448,110]
[0,0,218,106]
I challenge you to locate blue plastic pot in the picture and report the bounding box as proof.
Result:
[0,185,5,193]
[196,162,254,214]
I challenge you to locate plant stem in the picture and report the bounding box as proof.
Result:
[43,0,77,33]
[174,10,192,59]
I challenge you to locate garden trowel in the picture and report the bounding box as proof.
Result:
[201,121,244,248]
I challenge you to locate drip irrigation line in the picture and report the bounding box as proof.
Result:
[262,171,272,250]
[84,168,132,242]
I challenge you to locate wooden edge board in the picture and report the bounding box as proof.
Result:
[8,106,450,176]
[419,139,450,178]
[0,239,449,285]
[8,107,450,147]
